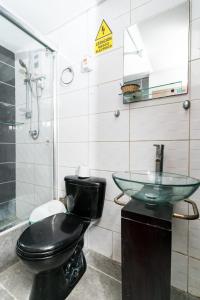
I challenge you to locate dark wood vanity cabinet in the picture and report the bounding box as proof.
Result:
[121,199,173,300]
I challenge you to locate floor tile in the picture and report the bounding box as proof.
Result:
[0,262,33,300]
[68,266,121,300]
[171,287,188,300]
[87,250,121,281]
[0,285,15,300]
[0,253,199,300]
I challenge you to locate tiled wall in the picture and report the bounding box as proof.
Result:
[0,45,16,226]
[15,49,54,221]
[47,0,200,296]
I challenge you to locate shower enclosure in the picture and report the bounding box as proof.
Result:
[0,7,56,231]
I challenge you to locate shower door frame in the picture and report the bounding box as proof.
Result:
[0,4,59,201]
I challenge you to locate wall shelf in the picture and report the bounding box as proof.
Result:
[121,81,186,104]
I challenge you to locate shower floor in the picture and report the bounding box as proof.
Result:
[0,250,198,300]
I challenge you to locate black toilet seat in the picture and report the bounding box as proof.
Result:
[17,213,84,259]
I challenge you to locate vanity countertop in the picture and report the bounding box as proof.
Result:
[122,199,173,230]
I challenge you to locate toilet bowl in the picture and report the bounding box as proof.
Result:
[16,176,106,300]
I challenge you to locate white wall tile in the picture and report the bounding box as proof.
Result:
[89,142,129,171]
[131,0,187,24]
[171,252,188,292]
[34,143,53,165]
[58,166,76,192]
[15,123,30,144]
[16,144,35,164]
[16,182,35,205]
[189,257,200,297]
[16,201,35,221]
[112,232,121,263]
[59,142,88,168]
[89,48,123,86]
[59,115,88,142]
[16,163,34,185]
[88,225,113,258]
[191,18,200,61]
[190,140,200,179]
[89,80,125,114]
[34,186,53,206]
[130,141,189,175]
[90,169,121,201]
[57,14,88,63]
[190,100,200,139]
[88,0,130,25]
[34,165,53,187]
[97,200,121,233]
[89,110,129,142]
[189,219,200,260]
[130,103,189,141]
[59,88,88,118]
[190,59,200,100]
[172,202,188,255]
[32,97,53,123]
[192,0,200,21]
[189,188,200,215]
[131,0,152,10]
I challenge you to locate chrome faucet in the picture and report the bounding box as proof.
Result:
[153,144,164,173]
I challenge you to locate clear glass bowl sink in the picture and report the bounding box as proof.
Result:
[112,172,200,204]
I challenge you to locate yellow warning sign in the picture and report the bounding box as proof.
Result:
[95,19,113,54]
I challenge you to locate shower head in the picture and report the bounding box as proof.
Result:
[19,59,28,73]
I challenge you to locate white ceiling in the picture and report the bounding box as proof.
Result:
[0,0,103,35]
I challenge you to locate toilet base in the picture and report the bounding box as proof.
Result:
[29,251,87,300]
[65,250,87,298]
[30,266,68,300]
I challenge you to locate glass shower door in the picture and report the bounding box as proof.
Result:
[0,14,55,230]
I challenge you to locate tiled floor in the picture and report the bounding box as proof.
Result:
[0,250,198,300]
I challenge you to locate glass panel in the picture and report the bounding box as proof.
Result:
[0,14,54,231]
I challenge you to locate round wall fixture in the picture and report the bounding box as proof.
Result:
[183,100,190,110]
[60,67,74,85]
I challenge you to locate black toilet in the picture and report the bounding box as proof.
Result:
[16,176,106,300]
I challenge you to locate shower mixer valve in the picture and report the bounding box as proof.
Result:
[29,130,39,139]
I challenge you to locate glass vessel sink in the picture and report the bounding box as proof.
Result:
[112,172,200,204]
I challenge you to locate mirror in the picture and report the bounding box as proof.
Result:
[123,1,189,103]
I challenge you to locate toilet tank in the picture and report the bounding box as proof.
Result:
[64,176,106,220]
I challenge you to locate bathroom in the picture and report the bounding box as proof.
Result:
[0,0,199,299]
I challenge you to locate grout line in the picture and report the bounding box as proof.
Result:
[190,57,200,63]
[0,282,17,300]
[88,264,121,284]
[0,59,15,69]
[58,139,192,143]
[0,180,15,185]
[191,16,200,23]
[0,80,15,88]
[58,108,130,120]
[46,0,107,35]
[16,179,52,188]
[187,6,192,292]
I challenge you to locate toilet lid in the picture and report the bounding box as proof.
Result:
[17,213,84,257]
